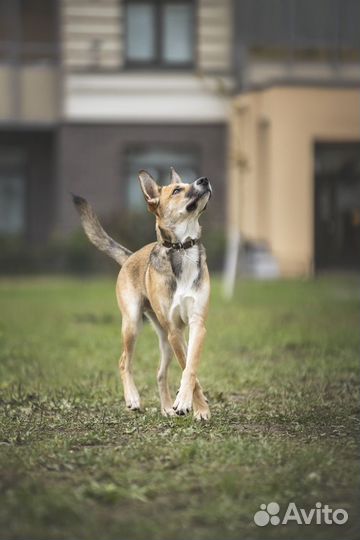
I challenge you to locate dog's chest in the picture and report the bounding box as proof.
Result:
[170,247,200,322]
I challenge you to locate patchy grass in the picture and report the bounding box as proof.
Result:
[0,275,359,540]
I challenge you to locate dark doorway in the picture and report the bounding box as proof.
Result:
[314,142,360,271]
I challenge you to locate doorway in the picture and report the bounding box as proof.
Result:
[314,142,360,270]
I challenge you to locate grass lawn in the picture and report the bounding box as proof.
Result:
[0,275,359,540]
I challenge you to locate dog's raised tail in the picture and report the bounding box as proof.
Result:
[72,194,132,266]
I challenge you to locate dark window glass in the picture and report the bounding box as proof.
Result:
[20,0,57,44]
[294,0,336,45]
[0,1,16,60]
[0,148,25,235]
[0,0,57,63]
[0,2,14,42]
[235,0,360,62]
[125,1,194,68]
[126,3,155,62]
[162,4,193,63]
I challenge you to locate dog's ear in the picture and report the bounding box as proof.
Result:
[138,170,160,212]
[170,167,182,184]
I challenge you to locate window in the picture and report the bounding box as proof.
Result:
[125,1,194,68]
[20,0,58,62]
[125,146,199,209]
[126,4,155,62]
[0,0,57,63]
[0,148,25,235]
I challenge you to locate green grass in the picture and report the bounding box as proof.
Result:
[0,275,359,540]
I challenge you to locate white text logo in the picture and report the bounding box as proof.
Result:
[254,501,348,527]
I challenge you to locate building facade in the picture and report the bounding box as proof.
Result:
[1,0,359,276]
[57,0,234,233]
[0,0,233,249]
[228,0,360,276]
[0,0,59,244]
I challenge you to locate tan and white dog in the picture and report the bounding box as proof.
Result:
[73,168,212,420]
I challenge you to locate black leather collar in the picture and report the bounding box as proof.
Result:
[162,238,199,250]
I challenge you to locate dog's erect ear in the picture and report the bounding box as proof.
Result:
[170,167,182,184]
[138,170,160,212]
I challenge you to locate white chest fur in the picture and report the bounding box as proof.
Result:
[170,246,200,325]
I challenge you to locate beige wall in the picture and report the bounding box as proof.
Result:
[61,0,123,70]
[0,67,13,120]
[198,0,233,74]
[229,87,360,276]
[0,66,58,123]
[20,67,59,122]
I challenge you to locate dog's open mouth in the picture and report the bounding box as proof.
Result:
[186,189,212,213]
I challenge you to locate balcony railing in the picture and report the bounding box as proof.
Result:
[234,0,360,89]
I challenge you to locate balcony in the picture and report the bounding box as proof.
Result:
[234,0,360,90]
[0,0,59,124]
[0,43,59,124]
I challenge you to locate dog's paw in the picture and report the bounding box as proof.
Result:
[193,391,210,421]
[124,385,141,411]
[193,403,211,421]
[172,387,193,416]
[125,397,141,412]
[161,407,177,418]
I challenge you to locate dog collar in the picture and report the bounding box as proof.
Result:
[162,238,199,250]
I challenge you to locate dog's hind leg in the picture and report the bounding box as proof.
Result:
[119,313,141,411]
[146,312,176,417]
[117,288,143,411]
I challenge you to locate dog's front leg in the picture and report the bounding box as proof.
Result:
[173,315,206,416]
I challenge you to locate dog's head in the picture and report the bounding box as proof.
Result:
[138,168,212,234]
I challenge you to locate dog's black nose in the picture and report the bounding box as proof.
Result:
[196,177,209,187]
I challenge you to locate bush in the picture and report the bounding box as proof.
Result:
[0,211,226,275]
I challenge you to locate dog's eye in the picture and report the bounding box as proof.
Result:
[172,188,181,195]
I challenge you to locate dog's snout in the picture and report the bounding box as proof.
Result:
[196,177,209,187]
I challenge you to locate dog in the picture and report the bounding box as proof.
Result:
[72,167,212,420]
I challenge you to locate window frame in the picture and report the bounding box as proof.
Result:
[124,0,196,70]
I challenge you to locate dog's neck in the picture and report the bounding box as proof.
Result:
[156,219,201,245]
